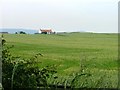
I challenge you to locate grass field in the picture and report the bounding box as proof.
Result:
[4,32,118,88]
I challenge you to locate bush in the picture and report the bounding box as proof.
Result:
[2,36,57,89]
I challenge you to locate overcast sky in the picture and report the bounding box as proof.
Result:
[0,0,119,33]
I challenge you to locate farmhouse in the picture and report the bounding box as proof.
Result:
[40,29,53,34]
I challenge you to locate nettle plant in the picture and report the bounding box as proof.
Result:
[2,36,57,89]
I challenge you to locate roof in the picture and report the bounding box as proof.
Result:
[40,29,52,32]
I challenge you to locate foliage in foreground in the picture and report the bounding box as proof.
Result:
[2,36,57,88]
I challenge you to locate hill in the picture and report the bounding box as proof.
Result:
[0,28,38,34]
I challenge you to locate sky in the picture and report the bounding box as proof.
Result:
[0,0,119,33]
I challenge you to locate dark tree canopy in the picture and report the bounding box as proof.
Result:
[19,31,26,34]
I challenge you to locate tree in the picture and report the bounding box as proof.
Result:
[19,31,26,34]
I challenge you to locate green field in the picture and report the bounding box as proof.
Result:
[4,33,118,88]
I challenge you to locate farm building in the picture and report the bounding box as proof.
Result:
[39,29,53,34]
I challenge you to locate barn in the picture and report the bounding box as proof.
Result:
[40,29,53,34]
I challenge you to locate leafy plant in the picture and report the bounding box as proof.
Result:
[2,36,57,89]
[70,57,92,88]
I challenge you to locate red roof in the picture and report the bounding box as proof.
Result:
[40,29,52,32]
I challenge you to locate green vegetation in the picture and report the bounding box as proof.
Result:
[2,36,57,89]
[3,32,118,88]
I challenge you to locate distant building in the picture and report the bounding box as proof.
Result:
[39,29,53,34]
[0,32,8,34]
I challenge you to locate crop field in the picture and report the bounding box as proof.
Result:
[3,33,118,88]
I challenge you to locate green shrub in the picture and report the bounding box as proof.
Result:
[2,36,57,89]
